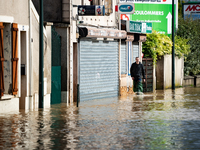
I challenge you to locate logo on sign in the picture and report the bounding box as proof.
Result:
[96,6,102,15]
[185,5,200,11]
[121,14,130,20]
[119,5,133,12]
[78,7,86,15]
[120,0,168,3]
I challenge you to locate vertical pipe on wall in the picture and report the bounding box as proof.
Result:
[172,0,175,90]
[39,0,44,108]
[118,12,121,94]
[28,0,32,109]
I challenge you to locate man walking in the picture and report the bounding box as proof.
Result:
[130,57,145,94]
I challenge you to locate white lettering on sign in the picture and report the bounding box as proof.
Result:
[90,30,94,36]
[87,28,127,39]
[134,10,164,15]
[136,19,161,22]
[120,0,161,2]
[100,30,107,36]
[130,23,135,30]
[185,5,200,12]
[119,0,172,4]
[109,31,115,37]
[142,23,146,33]
[135,24,141,31]
[147,26,152,30]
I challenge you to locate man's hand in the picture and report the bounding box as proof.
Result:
[143,79,145,82]
[132,77,134,80]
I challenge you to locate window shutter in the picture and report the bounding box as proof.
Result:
[0,22,4,98]
[12,23,18,95]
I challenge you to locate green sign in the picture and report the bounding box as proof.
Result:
[130,3,177,36]
[126,21,152,33]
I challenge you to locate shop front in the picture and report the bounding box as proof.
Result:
[120,20,152,95]
[78,27,126,101]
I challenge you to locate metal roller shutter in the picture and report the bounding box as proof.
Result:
[79,38,119,101]
[132,42,139,61]
[121,41,127,74]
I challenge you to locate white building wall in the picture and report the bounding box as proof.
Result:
[0,0,51,112]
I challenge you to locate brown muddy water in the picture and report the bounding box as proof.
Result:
[0,87,200,149]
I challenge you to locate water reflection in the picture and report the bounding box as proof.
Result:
[0,87,199,149]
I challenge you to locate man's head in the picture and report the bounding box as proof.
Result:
[135,57,140,64]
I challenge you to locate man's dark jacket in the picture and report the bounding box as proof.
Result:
[130,62,146,80]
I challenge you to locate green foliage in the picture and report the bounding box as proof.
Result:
[178,0,185,18]
[142,30,190,65]
[142,30,172,64]
[177,17,200,75]
[175,36,190,59]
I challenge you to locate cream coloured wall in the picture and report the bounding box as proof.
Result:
[0,0,29,25]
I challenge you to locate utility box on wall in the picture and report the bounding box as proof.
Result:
[21,64,26,75]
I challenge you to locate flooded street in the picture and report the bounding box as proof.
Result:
[0,87,200,149]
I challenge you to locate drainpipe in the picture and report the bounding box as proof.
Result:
[172,0,175,90]
[39,0,44,108]
[28,0,32,109]
[70,0,73,103]
[119,12,121,95]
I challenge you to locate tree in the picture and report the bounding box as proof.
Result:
[177,17,200,75]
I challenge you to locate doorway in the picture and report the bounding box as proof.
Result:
[20,31,27,109]
[51,27,61,104]
[73,43,78,102]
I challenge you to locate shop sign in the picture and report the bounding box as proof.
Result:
[183,3,200,20]
[86,28,127,39]
[78,5,105,16]
[126,21,152,33]
[118,3,135,14]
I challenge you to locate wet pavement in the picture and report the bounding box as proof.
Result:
[0,87,200,149]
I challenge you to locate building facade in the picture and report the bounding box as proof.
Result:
[0,0,149,112]
[0,0,52,113]
[32,0,148,103]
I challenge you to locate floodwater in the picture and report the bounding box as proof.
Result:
[0,87,200,149]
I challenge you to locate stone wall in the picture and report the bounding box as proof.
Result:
[183,75,200,87]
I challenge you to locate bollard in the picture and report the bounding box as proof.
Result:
[194,76,197,87]
[77,84,79,107]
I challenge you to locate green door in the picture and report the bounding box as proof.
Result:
[51,66,61,104]
[51,27,61,104]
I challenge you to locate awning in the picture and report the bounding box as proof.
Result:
[79,27,127,39]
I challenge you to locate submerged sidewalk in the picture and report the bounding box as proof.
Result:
[0,87,200,149]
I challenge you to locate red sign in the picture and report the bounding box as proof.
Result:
[185,5,200,12]
[120,14,130,20]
